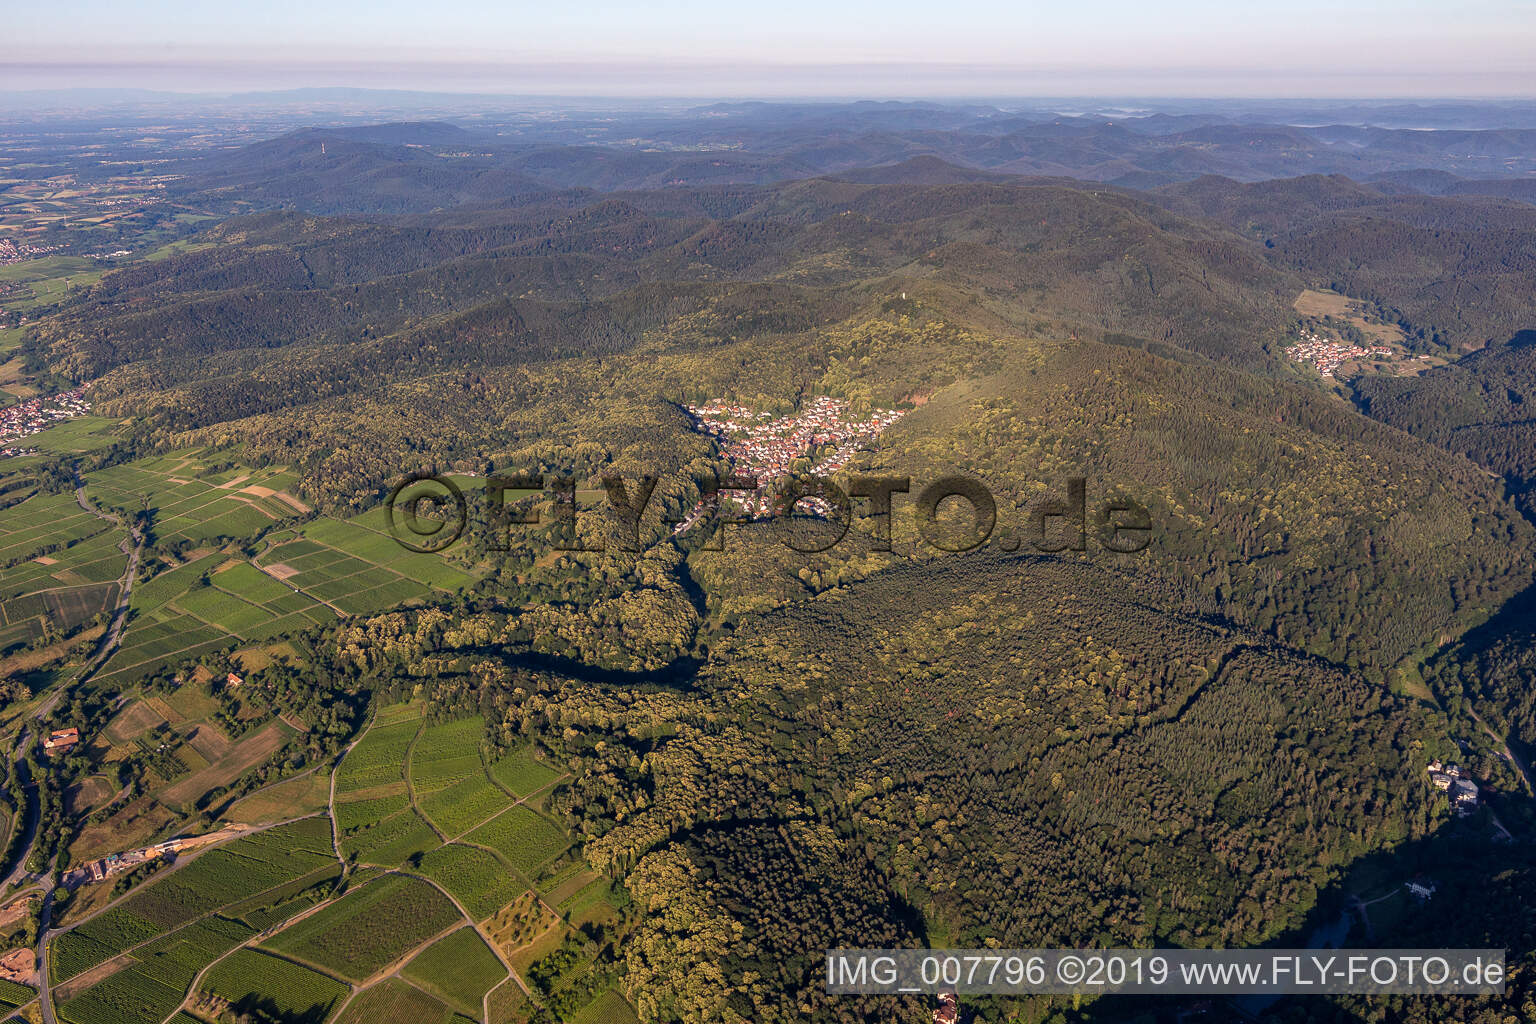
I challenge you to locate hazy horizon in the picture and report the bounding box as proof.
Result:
[5,0,1535,99]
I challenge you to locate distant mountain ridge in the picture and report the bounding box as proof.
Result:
[171,111,1536,218]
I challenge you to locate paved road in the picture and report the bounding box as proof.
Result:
[68,472,144,688]
[1469,707,1536,797]
[27,470,145,1024]
[37,877,58,1024]
[0,735,40,892]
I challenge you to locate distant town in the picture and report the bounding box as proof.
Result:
[0,386,91,456]
[674,395,904,533]
[0,237,62,264]
[1287,329,1396,379]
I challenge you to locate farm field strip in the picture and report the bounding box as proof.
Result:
[0,528,127,600]
[93,630,227,686]
[259,872,464,983]
[399,926,507,1016]
[49,817,336,985]
[254,507,477,615]
[47,703,587,1024]
[196,947,351,1022]
[332,706,441,864]
[0,977,37,1013]
[332,975,467,1024]
[336,713,423,794]
[156,561,336,644]
[83,455,304,546]
[419,775,515,838]
[343,805,441,867]
[257,534,439,618]
[416,843,528,922]
[56,915,254,1024]
[406,717,525,846]
[9,448,484,687]
[486,745,563,798]
[464,805,571,878]
[0,579,120,646]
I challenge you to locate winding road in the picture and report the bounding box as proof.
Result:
[1,732,40,892]
[1467,706,1536,797]
[22,468,146,1024]
[66,470,144,689]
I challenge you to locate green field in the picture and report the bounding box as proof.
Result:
[92,610,226,685]
[464,805,570,877]
[571,988,640,1024]
[337,713,422,794]
[330,507,479,591]
[407,717,520,843]
[344,805,440,866]
[0,254,105,309]
[226,865,343,931]
[198,948,350,1021]
[419,776,513,838]
[255,507,476,617]
[56,966,184,1024]
[334,711,445,864]
[260,873,461,982]
[258,538,431,617]
[142,238,217,262]
[410,718,489,792]
[173,565,334,641]
[399,927,506,1015]
[0,978,35,1012]
[58,916,254,1024]
[335,792,409,833]
[128,553,227,614]
[374,701,427,727]
[10,446,482,690]
[85,452,302,545]
[90,551,230,684]
[93,549,338,686]
[487,746,563,797]
[416,844,526,921]
[0,490,110,566]
[332,977,460,1024]
[334,712,572,876]
[26,415,123,455]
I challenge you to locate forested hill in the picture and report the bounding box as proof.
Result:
[37,177,1303,388]
[1355,332,1536,522]
[25,170,1536,688]
[186,127,556,214]
[500,550,1445,1021]
[168,111,1536,205]
[12,111,1536,1023]
[1153,175,1536,352]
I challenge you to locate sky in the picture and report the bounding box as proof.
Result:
[4,0,1536,98]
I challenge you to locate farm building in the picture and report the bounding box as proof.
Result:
[43,727,80,756]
